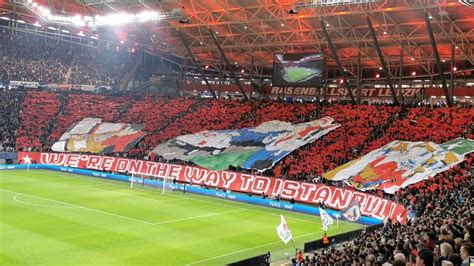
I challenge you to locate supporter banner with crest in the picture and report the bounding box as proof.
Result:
[323,138,474,193]
[51,118,145,154]
[17,152,408,223]
[151,117,340,172]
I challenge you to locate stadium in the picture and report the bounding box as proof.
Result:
[0,0,473,265]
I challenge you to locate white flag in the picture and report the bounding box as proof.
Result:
[276,214,292,244]
[319,208,334,231]
[342,199,361,222]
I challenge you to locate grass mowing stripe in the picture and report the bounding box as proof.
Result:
[13,194,76,209]
[82,185,186,203]
[4,170,329,225]
[0,176,66,184]
[153,209,247,226]
[36,170,248,211]
[186,228,326,265]
[0,170,363,265]
[0,188,156,225]
[39,170,326,224]
[83,183,320,225]
[246,209,321,225]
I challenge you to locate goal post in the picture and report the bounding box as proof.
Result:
[128,172,177,194]
[129,172,144,189]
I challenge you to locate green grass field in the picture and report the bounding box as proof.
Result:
[283,67,319,83]
[0,170,362,265]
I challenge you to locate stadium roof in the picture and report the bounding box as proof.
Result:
[2,0,473,78]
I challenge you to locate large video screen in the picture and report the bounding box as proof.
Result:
[272,53,324,87]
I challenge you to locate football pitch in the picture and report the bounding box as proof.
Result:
[0,170,362,265]
[283,67,319,83]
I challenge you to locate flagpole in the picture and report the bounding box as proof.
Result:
[291,239,297,251]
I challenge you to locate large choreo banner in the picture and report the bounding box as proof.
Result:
[51,118,145,154]
[323,138,474,193]
[17,152,409,223]
[151,117,340,172]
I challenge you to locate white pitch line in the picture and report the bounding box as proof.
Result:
[13,194,76,209]
[0,188,155,225]
[8,171,326,225]
[82,186,185,203]
[186,228,329,266]
[152,209,247,226]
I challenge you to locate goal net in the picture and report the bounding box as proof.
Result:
[129,172,184,194]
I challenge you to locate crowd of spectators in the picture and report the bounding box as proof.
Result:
[15,91,63,150]
[11,91,473,172]
[298,157,473,266]
[2,89,473,266]
[0,30,73,84]
[0,30,136,86]
[0,90,25,151]
[1,24,473,266]
[69,46,137,86]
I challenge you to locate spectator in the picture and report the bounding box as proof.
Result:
[460,243,473,266]
[393,252,407,265]
[417,248,434,266]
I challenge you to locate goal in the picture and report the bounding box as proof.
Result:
[129,172,182,194]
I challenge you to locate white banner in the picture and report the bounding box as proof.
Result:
[10,80,40,89]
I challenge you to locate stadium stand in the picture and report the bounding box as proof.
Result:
[68,46,137,86]
[0,20,472,266]
[1,0,473,265]
[5,89,472,266]
[11,91,473,164]
[0,90,25,151]
[15,91,63,151]
[275,104,402,180]
[300,158,473,265]
[0,30,136,86]
[0,31,73,83]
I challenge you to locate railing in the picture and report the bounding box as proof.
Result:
[303,223,384,252]
[227,253,268,266]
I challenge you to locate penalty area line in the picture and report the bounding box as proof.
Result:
[13,194,77,209]
[0,188,155,225]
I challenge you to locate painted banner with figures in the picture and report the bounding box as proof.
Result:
[151,117,340,172]
[323,138,474,193]
[51,117,145,154]
[18,152,408,223]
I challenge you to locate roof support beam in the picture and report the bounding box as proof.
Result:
[451,43,455,97]
[208,28,249,101]
[424,12,452,107]
[399,48,403,103]
[178,30,217,100]
[366,12,432,76]
[320,20,356,104]
[357,51,362,104]
[366,16,399,105]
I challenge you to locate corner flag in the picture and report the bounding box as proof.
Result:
[276,214,292,244]
[319,208,334,231]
